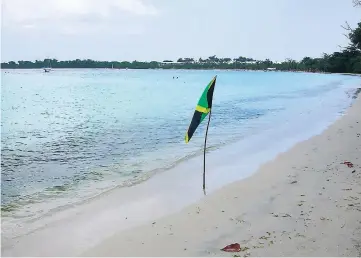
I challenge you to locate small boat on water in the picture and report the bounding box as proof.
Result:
[43,59,52,73]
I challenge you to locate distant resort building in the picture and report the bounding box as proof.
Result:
[158,59,263,69]
[159,61,182,67]
[239,61,257,65]
[160,60,258,65]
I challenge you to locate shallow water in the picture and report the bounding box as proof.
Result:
[1,69,360,222]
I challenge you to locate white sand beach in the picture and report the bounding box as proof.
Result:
[83,93,361,257]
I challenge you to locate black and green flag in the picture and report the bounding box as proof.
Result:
[185,76,217,143]
[185,76,217,191]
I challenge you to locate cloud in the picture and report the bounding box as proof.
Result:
[2,0,159,28]
[112,0,158,16]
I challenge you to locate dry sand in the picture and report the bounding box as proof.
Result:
[83,94,361,257]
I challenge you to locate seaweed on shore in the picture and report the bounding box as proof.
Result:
[1,202,20,213]
[353,88,361,99]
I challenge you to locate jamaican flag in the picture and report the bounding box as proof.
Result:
[185,76,216,143]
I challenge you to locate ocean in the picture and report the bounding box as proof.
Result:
[1,69,360,241]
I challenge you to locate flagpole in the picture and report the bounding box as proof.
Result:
[203,109,212,192]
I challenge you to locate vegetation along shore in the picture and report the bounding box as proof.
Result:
[2,20,360,74]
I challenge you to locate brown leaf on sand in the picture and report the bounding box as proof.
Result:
[221,243,241,252]
[342,161,354,168]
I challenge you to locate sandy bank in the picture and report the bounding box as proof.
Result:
[84,94,361,257]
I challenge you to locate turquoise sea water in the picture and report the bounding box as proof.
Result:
[1,69,360,221]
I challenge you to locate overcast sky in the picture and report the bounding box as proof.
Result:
[1,0,360,62]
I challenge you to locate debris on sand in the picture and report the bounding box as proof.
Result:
[221,243,241,252]
[342,161,354,168]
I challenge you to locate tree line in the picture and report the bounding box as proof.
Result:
[2,14,360,74]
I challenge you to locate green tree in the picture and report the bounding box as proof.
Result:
[349,22,361,50]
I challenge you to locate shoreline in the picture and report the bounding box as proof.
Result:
[2,88,360,257]
[83,92,361,256]
[2,68,361,76]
